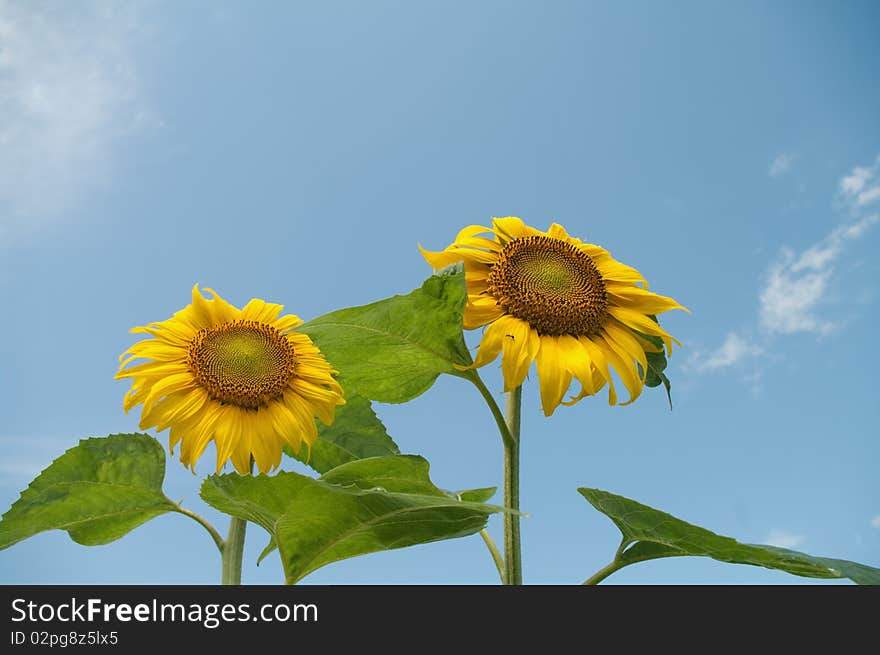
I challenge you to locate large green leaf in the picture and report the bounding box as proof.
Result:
[579,487,880,584]
[202,455,504,583]
[299,271,472,403]
[0,434,177,549]
[287,392,400,475]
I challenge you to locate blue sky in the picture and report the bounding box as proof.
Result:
[1,0,878,584]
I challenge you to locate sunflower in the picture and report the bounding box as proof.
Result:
[116,285,344,474]
[420,217,688,416]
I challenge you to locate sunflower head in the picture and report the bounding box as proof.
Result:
[420,217,689,416]
[116,285,344,474]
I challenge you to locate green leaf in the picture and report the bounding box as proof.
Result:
[634,316,672,408]
[286,392,400,474]
[0,434,177,549]
[455,487,497,503]
[299,271,472,403]
[320,455,448,496]
[202,455,505,583]
[579,487,880,584]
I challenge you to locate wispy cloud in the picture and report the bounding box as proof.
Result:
[764,529,805,549]
[870,515,880,529]
[769,152,796,178]
[839,156,880,208]
[690,156,879,379]
[0,1,157,244]
[687,332,762,372]
[759,214,878,336]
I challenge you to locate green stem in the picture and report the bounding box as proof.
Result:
[503,386,523,585]
[582,545,681,585]
[582,540,652,585]
[221,517,247,585]
[463,371,516,450]
[462,370,521,584]
[582,559,626,585]
[479,529,506,584]
[172,505,224,553]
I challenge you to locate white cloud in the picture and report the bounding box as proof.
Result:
[839,156,880,208]
[871,515,880,529]
[840,166,872,195]
[857,186,880,207]
[769,153,796,178]
[692,157,879,379]
[0,1,156,243]
[764,529,805,549]
[688,332,762,372]
[759,215,878,335]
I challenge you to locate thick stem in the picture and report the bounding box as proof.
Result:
[503,386,522,585]
[462,370,520,584]
[221,517,247,585]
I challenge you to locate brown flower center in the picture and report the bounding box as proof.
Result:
[486,235,608,336]
[187,320,296,409]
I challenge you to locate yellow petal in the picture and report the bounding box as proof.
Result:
[535,336,573,416]
[116,359,188,380]
[284,393,320,447]
[213,406,243,473]
[230,434,253,474]
[556,334,595,392]
[606,284,690,315]
[607,306,680,355]
[463,296,505,330]
[499,317,540,391]
[546,223,571,240]
[597,333,643,406]
[154,387,208,431]
[241,298,285,323]
[491,216,541,241]
[130,324,189,346]
[464,260,491,287]
[140,373,196,424]
[472,317,510,368]
[274,313,304,333]
[454,236,502,251]
[418,244,466,269]
[289,379,338,425]
[189,284,239,328]
[580,336,618,406]
[602,322,649,383]
[454,224,494,242]
[178,404,223,470]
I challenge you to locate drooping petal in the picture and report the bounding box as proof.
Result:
[471,317,510,368]
[580,336,618,406]
[602,322,649,383]
[596,333,643,406]
[535,336,573,416]
[556,335,597,401]
[499,317,540,391]
[419,217,685,414]
[606,284,690,315]
[607,305,681,355]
